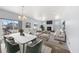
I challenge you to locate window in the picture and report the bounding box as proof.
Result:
[0,18,22,35]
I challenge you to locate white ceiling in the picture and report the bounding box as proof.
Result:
[0,6,66,20]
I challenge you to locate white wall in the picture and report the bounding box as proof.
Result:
[63,7,79,53]
[22,17,42,33]
[22,18,64,34]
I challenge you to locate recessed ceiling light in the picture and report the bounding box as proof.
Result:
[42,16,46,21]
[55,15,60,19]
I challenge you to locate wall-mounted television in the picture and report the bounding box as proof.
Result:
[46,20,52,24]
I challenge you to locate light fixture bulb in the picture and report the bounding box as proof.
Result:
[18,6,27,20]
[18,16,21,19]
[23,16,27,19]
[18,15,27,20]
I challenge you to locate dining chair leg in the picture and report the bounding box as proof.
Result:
[19,44,27,53]
[23,44,25,53]
[19,44,23,53]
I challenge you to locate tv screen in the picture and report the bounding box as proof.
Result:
[47,20,52,24]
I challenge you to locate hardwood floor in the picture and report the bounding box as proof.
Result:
[43,41,70,53]
[38,32,70,53]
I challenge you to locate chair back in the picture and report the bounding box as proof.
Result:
[26,39,43,53]
[4,37,20,53]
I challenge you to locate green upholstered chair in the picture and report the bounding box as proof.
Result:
[4,37,20,53]
[26,39,42,53]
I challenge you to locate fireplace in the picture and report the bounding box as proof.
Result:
[47,27,52,31]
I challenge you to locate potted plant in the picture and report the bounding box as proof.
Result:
[40,25,44,31]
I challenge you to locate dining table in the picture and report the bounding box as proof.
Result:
[4,33,37,53]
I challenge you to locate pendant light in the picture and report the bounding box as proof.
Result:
[18,6,27,20]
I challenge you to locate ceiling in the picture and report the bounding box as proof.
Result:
[0,6,66,21]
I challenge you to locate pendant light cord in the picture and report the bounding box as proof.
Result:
[22,6,24,17]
